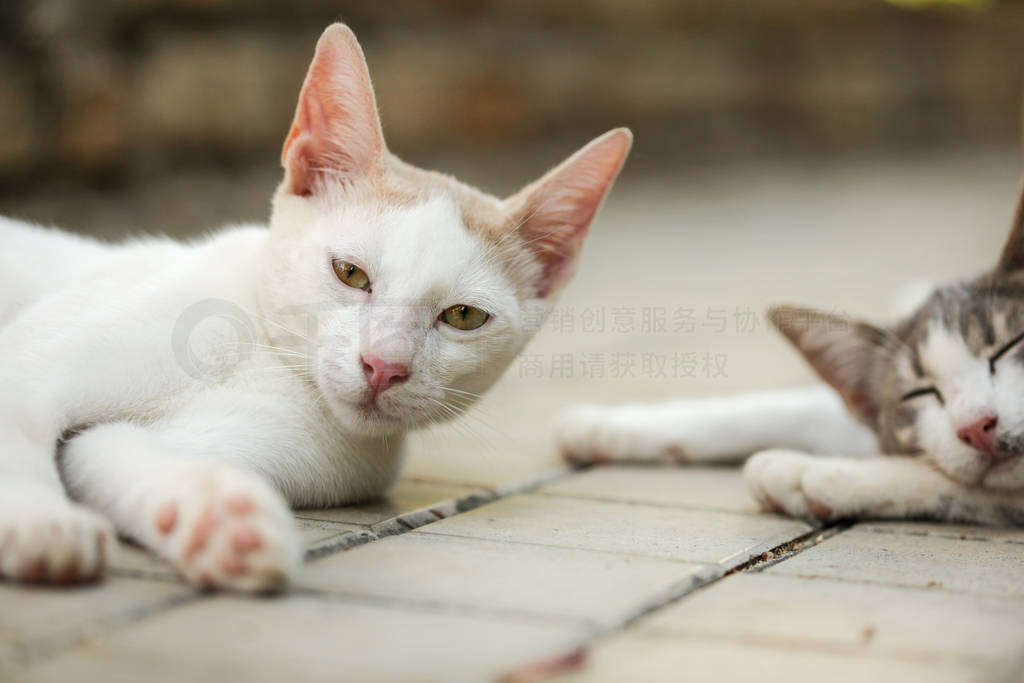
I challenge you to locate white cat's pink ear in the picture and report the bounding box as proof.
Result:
[768,305,889,425]
[281,24,385,196]
[995,177,1024,272]
[508,128,632,298]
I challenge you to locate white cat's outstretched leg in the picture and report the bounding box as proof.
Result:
[62,423,301,592]
[745,450,1024,525]
[554,386,877,466]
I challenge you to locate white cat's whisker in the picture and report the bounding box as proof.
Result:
[439,386,483,399]
[236,306,317,344]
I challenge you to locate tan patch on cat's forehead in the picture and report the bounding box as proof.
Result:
[382,155,512,241]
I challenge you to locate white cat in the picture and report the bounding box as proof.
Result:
[0,24,632,591]
[557,179,1024,526]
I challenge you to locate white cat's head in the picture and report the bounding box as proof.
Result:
[769,178,1024,491]
[259,24,631,436]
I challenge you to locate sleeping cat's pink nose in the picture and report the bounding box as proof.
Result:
[361,354,409,397]
[956,415,997,454]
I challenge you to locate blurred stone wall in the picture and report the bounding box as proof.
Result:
[1,0,1022,195]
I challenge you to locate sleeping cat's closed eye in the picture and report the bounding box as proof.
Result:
[988,330,1024,373]
[901,386,943,404]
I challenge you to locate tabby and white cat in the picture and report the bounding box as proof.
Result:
[558,179,1024,526]
[0,24,632,590]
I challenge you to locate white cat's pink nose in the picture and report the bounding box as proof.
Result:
[956,414,997,454]
[361,354,410,397]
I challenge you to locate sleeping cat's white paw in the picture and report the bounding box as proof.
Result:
[0,491,113,584]
[745,450,816,519]
[745,450,872,522]
[149,464,300,593]
[553,404,689,465]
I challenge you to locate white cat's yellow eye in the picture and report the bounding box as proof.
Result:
[332,259,371,291]
[440,304,489,331]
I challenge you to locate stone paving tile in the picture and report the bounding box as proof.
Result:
[539,465,757,514]
[107,541,181,582]
[295,518,367,546]
[298,531,721,628]
[294,477,493,529]
[107,519,370,583]
[858,520,1024,544]
[556,631,993,683]
[636,572,1024,662]
[0,577,194,666]
[19,594,584,683]
[416,493,811,565]
[768,524,1024,597]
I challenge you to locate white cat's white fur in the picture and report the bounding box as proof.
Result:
[0,24,632,590]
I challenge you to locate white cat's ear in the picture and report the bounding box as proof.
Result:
[281,24,385,196]
[768,305,889,425]
[507,128,632,298]
[995,177,1024,272]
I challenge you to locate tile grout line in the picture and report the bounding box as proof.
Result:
[13,466,582,670]
[302,466,581,562]
[531,489,768,518]
[14,590,203,668]
[411,528,726,564]
[618,523,848,632]
[289,585,599,631]
[757,570,1024,599]
[628,627,1001,669]
[499,522,854,680]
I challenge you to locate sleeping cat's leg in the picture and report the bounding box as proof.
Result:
[60,421,302,592]
[745,450,1024,525]
[554,386,877,465]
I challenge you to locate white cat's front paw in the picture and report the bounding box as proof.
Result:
[553,404,688,466]
[0,493,113,584]
[149,464,300,593]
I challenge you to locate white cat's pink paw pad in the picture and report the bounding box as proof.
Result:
[154,467,299,593]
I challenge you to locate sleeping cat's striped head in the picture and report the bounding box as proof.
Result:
[259,24,631,435]
[770,178,1024,491]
